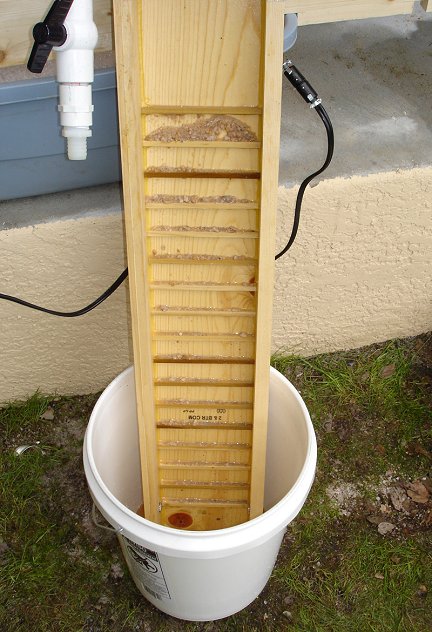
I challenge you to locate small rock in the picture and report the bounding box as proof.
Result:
[417,585,427,598]
[282,611,293,621]
[381,364,396,378]
[402,498,412,512]
[263,613,269,620]
[40,407,55,421]
[323,416,334,433]
[284,595,294,606]
[363,499,377,514]
[367,515,383,525]
[110,563,124,579]
[389,486,408,512]
[377,521,395,535]
[407,481,429,504]
[98,595,110,605]
[374,573,385,580]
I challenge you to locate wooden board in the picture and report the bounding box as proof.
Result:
[113,0,285,530]
[0,0,113,68]
[284,0,416,25]
[1,0,422,68]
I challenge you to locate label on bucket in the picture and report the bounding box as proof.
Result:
[123,537,171,601]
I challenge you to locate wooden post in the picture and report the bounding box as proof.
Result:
[112,0,284,530]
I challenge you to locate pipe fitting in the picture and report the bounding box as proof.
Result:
[55,0,97,160]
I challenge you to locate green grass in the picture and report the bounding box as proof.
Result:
[1,337,431,631]
[1,393,50,440]
[269,337,432,631]
[272,339,431,479]
[274,535,431,631]
[0,396,114,632]
[271,482,431,632]
[0,448,138,631]
[272,340,429,420]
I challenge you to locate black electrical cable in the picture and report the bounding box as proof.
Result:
[275,63,334,261]
[0,267,128,317]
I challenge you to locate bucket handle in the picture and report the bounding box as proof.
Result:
[91,503,124,535]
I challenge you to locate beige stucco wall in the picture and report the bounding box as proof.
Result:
[0,213,132,402]
[274,167,432,356]
[1,167,431,402]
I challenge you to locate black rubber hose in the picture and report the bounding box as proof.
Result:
[0,267,128,317]
[275,103,334,261]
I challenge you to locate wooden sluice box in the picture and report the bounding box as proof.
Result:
[113,0,286,530]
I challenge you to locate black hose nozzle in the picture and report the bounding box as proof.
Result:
[283,60,321,108]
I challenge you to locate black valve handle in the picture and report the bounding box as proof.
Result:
[27,0,75,73]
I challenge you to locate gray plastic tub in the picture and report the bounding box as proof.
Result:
[0,69,120,201]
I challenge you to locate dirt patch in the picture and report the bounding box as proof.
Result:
[326,482,361,516]
[326,473,432,536]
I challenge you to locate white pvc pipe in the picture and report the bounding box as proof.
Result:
[54,0,98,160]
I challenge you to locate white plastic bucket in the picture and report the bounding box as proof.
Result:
[83,366,316,621]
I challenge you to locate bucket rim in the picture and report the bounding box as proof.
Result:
[84,365,317,555]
